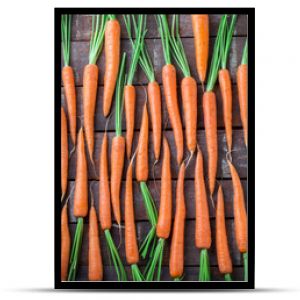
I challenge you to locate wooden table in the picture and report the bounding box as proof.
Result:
[61,14,248,281]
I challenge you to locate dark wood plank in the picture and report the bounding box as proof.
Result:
[75,265,244,281]
[62,36,246,86]
[67,130,247,180]
[66,179,247,223]
[70,15,248,41]
[61,83,243,131]
[69,219,243,267]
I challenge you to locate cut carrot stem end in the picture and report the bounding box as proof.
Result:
[199,249,211,281]
[243,252,248,281]
[104,229,127,281]
[131,264,144,281]
[68,217,84,281]
[224,273,232,281]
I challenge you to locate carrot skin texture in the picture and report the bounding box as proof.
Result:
[103,19,121,117]
[124,85,136,159]
[148,81,162,161]
[228,161,248,253]
[110,136,125,225]
[237,64,248,146]
[61,204,71,281]
[62,66,77,146]
[191,15,209,83]
[162,64,183,165]
[61,107,68,198]
[83,64,99,161]
[169,163,186,278]
[125,163,139,265]
[73,128,88,217]
[203,91,218,196]
[181,76,197,153]
[219,69,233,152]
[136,104,149,182]
[88,206,103,281]
[156,137,172,239]
[195,149,211,249]
[216,186,233,274]
[99,132,111,230]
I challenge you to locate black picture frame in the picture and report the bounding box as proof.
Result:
[55,7,255,290]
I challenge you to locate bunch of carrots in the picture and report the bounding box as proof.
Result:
[60,14,248,282]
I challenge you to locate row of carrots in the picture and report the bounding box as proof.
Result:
[61,14,248,282]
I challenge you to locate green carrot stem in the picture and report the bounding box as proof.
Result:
[104,229,127,281]
[108,14,116,20]
[156,15,172,65]
[68,217,84,281]
[174,277,181,281]
[224,273,232,281]
[206,15,227,92]
[243,252,248,281]
[241,39,248,65]
[115,53,127,137]
[199,249,211,281]
[61,14,72,66]
[131,264,144,281]
[89,15,107,65]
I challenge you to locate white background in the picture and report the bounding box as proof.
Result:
[0,0,299,299]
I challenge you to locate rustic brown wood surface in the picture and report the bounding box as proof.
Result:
[61,14,248,282]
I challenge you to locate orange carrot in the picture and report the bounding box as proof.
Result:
[136,103,149,182]
[124,85,136,159]
[147,81,162,161]
[191,14,209,85]
[195,148,211,249]
[237,39,248,146]
[88,205,103,281]
[61,107,68,199]
[169,163,186,279]
[61,203,71,281]
[228,161,247,253]
[99,132,111,230]
[216,185,233,275]
[73,128,88,218]
[103,16,120,117]
[156,136,172,239]
[110,136,125,225]
[203,91,218,196]
[125,161,139,265]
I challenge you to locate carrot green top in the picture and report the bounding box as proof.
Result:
[61,14,72,66]
[156,15,172,65]
[123,15,144,85]
[220,15,237,69]
[108,14,116,20]
[89,15,107,65]
[241,39,248,65]
[115,53,127,137]
[206,15,227,92]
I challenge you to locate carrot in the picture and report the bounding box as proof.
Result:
[237,39,248,146]
[83,15,107,162]
[227,160,248,281]
[62,15,77,147]
[157,15,184,165]
[191,14,209,85]
[216,185,233,281]
[61,203,71,281]
[123,15,145,159]
[88,205,103,281]
[203,15,227,197]
[110,52,126,226]
[145,136,171,281]
[169,15,197,157]
[169,163,186,279]
[103,15,120,117]
[136,103,149,182]
[219,15,237,153]
[99,132,111,230]
[61,107,68,199]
